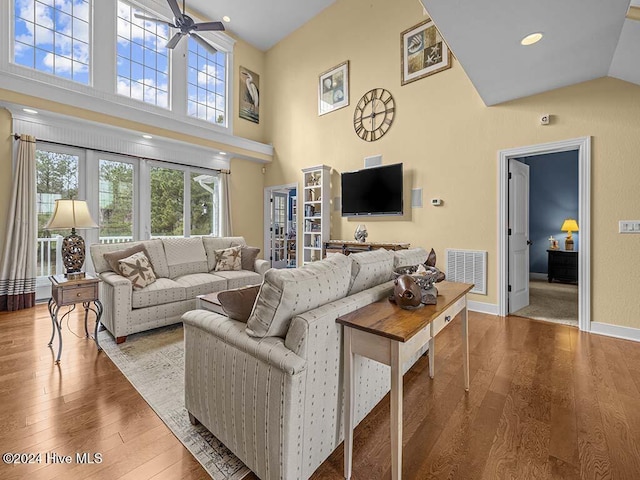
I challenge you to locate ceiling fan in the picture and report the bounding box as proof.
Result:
[134,0,224,55]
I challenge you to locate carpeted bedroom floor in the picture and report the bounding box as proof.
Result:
[511,279,578,326]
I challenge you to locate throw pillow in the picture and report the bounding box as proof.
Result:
[217,284,261,322]
[118,251,157,290]
[241,246,260,271]
[103,244,152,274]
[214,246,242,271]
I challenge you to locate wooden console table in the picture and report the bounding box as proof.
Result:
[337,281,474,480]
[324,240,409,257]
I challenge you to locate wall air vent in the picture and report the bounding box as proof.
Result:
[445,249,487,295]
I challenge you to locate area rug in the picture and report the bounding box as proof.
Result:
[512,279,578,325]
[98,325,249,480]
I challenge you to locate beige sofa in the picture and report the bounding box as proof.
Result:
[182,247,430,480]
[90,236,269,343]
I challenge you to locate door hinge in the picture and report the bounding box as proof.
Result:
[270,198,273,203]
[508,172,512,180]
[508,285,512,292]
[508,228,512,235]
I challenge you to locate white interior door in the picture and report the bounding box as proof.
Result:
[271,192,287,269]
[508,158,530,313]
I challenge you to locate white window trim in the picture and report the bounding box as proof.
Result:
[1,0,251,152]
[6,103,231,169]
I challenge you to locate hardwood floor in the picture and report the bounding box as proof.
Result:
[0,304,210,480]
[2,304,640,479]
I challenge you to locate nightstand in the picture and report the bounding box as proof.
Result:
[48,274,103,364]
[547,249,578,284]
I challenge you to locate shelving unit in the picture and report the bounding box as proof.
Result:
[301,165,331,265]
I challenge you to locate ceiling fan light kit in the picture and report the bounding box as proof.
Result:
[133,0,224,55]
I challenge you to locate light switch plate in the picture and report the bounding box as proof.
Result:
[619,220,640,233]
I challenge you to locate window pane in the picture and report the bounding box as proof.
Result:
[150,167,184,236]
[191,173,218,236]
[14,0,90,84]
[36,150,79,277]
[116,0,170,108]
[99,160,134,242]
[187,36,227,126]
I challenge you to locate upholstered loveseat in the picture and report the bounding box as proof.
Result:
[182,247,431,480]
[90,236,269,343]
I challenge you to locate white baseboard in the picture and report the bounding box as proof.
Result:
[590,322,640,343]
[529,273,547,281]
[468,301,498,315]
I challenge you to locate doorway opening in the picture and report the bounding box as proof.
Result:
[498,137,591,331]
[264,184,298,269]
[509,152,579,326]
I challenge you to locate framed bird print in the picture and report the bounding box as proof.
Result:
[401,19,451,86]
[239,66,260,123]
[318,60,349,116]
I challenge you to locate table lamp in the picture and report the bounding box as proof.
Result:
[45,199,98,278]
[561,218,579,251]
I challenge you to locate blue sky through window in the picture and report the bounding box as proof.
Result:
[14,0,90,84]
[187,37,226,125]
[116,0,169,108]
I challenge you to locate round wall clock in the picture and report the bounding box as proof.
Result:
[353,88,395,142]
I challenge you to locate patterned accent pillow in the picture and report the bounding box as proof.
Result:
[104,244,152,273]
[118,251,157,290]
[214,246,242,271]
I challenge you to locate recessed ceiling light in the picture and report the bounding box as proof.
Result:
[521,32,543,46]
[219,151,227,155]
[222,16,230,22]
[142,134,153,139]
[23,108,38,114]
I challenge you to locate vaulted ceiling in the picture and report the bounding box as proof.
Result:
[187,0,640,105]
[188,0,336,51]
[419,0,640,105]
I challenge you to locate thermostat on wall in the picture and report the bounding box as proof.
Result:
[431,198,442,206]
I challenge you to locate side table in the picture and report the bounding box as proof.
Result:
[547,249,578,283]
[48,274,103,364]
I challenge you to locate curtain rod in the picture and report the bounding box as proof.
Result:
[12,133,231,174]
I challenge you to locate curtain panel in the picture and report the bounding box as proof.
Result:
[220,171,233,237]
[0,134,37,311]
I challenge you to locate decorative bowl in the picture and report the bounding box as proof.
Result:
[393,265,440,290]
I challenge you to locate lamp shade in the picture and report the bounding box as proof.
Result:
[44,199,98,229]
[561,219,579,232]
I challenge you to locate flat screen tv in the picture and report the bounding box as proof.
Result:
[341,163,403,217]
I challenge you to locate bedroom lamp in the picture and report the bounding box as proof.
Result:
[561,218,579,251]
[45,199,98,278]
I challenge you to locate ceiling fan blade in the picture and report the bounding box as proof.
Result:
[166,0,183,20]
[192,21,225,32]
[134,13,175,27]
[166,32,185,49]
[190,33,218,55]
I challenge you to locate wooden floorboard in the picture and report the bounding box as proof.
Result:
[2,305,640,479]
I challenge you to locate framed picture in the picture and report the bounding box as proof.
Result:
[401,19,451,86]
[318,60,349,116]
[239,66,260,124]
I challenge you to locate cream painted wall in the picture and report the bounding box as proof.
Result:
[264,0,640,327]
[229,157,265,252]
